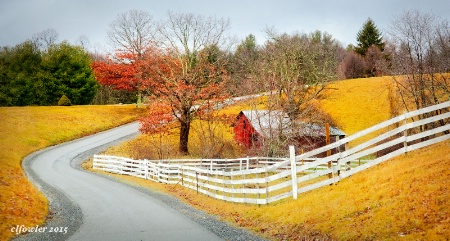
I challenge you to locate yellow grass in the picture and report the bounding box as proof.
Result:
[104,119,240,159]
[87,140,450,240]
[0,105,145,241]
[219,96,269,116]
[320,76,393,146]
[4,75,447,240]
[88,76,450,240]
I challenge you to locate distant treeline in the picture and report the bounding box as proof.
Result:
[0,41,98,106]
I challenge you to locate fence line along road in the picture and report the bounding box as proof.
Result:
[94,101,450,205]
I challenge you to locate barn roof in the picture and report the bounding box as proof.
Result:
[299,123,346,137]
[238,110,346,138]
[239,110,290,138]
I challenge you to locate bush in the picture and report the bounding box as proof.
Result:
[58,95,72,106]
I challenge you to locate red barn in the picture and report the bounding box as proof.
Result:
[234,110,346,154]
[234,110,291,148]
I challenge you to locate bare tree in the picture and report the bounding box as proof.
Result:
[389,11,450,108]
[388,10,450,131]
[76,35,90,50]
[364,45,387,77]
[258,30,339,120]
[108,9,157,55]
[107,9,158,107]
[32,28,59,50]
[157,12,230,59]
[147,12,231,154]
[337,51,365,79]
[228,34,261,95]
[247,30,340,156]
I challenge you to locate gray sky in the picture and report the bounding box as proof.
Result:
[1,0,449,51]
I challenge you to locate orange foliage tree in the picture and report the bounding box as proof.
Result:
[139,47,230,154]
[91,50,156,107]
[139,12,231,155]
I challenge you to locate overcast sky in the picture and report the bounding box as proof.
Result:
[1,0,449,52]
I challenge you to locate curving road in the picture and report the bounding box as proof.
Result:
[19,122,261,241]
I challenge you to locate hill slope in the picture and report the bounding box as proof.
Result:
[95,77,450,240]
[320,76,393,145]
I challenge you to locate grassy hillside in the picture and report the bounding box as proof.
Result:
[3,76,447,240]
[92,76,450,240]
[0,105,145,241]
[320,76,393,146]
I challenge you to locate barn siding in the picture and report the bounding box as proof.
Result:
[234,111,346,154]
[233,114,260,148]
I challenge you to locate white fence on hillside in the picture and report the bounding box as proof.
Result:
[93,101,450,205]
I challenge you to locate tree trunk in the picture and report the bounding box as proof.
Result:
[136,89,142,108]
[179,107,191,154]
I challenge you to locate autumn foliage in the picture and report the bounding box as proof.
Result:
[139,100,174,134]
[93,45,230,154]
[91,54,141,92]
[91,49,159,106]
[139,48,230,154]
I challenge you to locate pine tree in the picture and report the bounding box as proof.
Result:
[58,95,72,106]
[355,18,385,56]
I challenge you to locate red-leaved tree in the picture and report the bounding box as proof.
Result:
[139,46,230,154]
[139,12,231,155]
[93,9,158,107]
[91,50,156,107]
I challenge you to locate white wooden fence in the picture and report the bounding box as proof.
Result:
[93,101,450,204]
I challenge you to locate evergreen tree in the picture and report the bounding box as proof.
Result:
[233,34,259,76]
[355,18,385,56]
[0,40,98,106]
[0,41,43,106]
[228,34,260,95]
[43,42,98,105]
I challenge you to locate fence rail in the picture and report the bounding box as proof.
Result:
[93,101,450,204]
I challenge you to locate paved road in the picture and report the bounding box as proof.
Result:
[20,122,231,241]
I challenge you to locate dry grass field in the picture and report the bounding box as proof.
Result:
[0,105,145,241]
[94,76,450,240]
[320,76,393,146]
[2,75,449,240]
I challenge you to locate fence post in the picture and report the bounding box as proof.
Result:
[222,169,226,199]
[289,146,298,200]
[265,164,269,204]
[403,112,408,153]
[144,159,148,180]
[326,123,332,179]
[93,155,97,170]
[210,159,213,175]
[231,170,234,199]
[242,162,246,201]
[301,148,304,174]
[196,172,199,194]
[181,165,184,186]
[256,159,260,205]
[157,160,161,182]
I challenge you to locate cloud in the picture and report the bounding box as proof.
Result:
[1,0,449,49]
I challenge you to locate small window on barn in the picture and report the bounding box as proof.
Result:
[243,120,247,129]
[251,133,258,142]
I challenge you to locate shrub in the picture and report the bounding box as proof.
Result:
[58,95,72,106]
